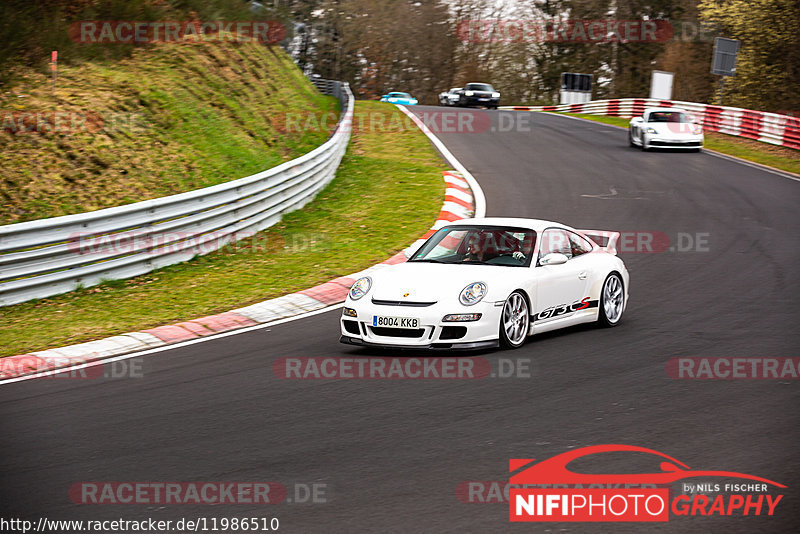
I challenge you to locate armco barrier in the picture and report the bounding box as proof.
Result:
[0,80,353,307]
[0,170,476,381]
[501,99,800,150]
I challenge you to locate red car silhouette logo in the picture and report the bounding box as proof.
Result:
[510,444,785,487]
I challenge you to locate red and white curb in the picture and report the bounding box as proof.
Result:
[0,171,477,381]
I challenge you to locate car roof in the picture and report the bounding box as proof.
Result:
[443,217,574,233]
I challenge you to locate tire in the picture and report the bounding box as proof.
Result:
[499,291,530,349]
[598,273,624,327]
[628,130,636,147]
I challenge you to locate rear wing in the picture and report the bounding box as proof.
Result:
[578,230,620,255]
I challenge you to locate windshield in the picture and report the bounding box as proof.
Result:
[647,111,692,123]
[389,92,411,98]
[465,83,494,92]
[409,225,536,267]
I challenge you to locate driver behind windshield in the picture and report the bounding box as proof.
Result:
[462,231,526,263]
[462,232,484,262]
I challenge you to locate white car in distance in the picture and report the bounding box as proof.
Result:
[629,107,704,151]
[439,88,462,106]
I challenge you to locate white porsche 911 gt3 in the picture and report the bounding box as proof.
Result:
[629,107,704,151]
[340,218,629,350]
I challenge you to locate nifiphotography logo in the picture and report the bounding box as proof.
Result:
[509,445,785,522]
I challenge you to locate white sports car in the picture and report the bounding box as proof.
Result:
[438,87,462,106]
[628,107,703,151]
[340,218,629,350]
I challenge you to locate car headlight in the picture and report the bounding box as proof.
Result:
[465,90,474,96]
[491,92,500,98]
[349,277,372,300]
[693,125,703,134]
[459,282,487,306]
[646,127,657,134]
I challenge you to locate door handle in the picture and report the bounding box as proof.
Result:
[578,272,587,280]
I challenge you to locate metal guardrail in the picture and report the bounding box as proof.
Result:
[501,98,800,150]
[0,80,353,307]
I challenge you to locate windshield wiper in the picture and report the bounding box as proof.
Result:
[409,258,448,263]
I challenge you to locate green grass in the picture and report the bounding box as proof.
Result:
[0,42,337,224]
[559,113,800,175]
[0,101,446,358]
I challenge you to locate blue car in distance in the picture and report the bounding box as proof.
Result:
[380,92,418,105]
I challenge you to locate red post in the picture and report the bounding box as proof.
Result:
[51,51,57,90]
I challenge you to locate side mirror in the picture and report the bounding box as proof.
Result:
[539,253,568,266]
[403,240,425,259]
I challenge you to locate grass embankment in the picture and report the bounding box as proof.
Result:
[562,113,800,175]
[0,101,446,357]
[0,41,336,224]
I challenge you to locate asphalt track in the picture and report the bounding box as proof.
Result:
[1,107,799,533]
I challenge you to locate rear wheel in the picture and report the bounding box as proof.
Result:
[598,273,624,327]
[499,291,529,349]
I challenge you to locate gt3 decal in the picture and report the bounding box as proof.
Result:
[534,297,598,322]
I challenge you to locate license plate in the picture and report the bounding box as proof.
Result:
[479,97,489,101]
[373,315,420,328]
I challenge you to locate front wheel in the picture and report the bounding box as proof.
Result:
[628,130,636,147]
[499,291,529,349]
[598,273,624,327]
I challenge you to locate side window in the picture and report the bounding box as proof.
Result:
[568,231,594,257]
[538,229,572,263]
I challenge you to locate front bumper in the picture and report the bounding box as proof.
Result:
[645,134,703,149]
[461,96,499,107]
[339,335,498,350]
[340,298,503,350]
